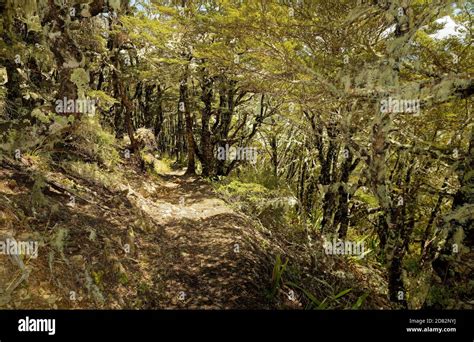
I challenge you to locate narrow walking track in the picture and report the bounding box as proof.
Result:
[0,162,280,309]
[125,170,279,309]
[0,160,391,309]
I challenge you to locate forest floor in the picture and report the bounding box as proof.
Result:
[121,168,281,309]
[0,156,391,309]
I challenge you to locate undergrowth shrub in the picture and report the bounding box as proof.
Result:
[134,128,156,152]
[0,123,44,158]
[67,117,120,168]
[214,179,298,231]
[233,166,281,190]
[61,161,122,190]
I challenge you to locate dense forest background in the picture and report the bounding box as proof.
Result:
[0,0,472,310]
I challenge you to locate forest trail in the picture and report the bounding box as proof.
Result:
[0,158,389,310]
[0,159,281,309]
[124,169,277,309]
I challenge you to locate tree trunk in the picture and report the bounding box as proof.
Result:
[200,73,214,176]
[180,77,196,175]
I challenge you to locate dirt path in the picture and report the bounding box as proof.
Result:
[0,161,280,309]
[123,170,277,309]
[0,160,391,310]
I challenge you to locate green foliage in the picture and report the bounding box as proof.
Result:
[51,227,69,254]
[235,167,282,190]
[87,90,119,112]
[30,173,48,209]
[69,118,120,168]
[269,255,288,298]
[0,124,42,156]
[354,188,379,207]
[62,161,122,190]
[286,281,326,309]
[286,281,357,310]
[215,178,298,232]
[352,293,369,310]
[92,270,104,286]
[216,179,268,197]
